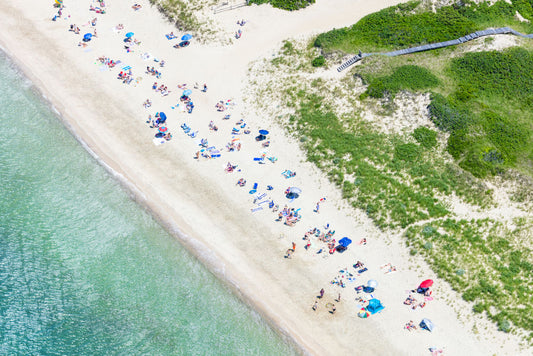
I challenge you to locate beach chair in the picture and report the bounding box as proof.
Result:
[249,183,258,194]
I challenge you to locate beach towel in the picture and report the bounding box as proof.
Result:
[251,206,263,213]
[122,65,131,70]
[358,268,368,274]
[153,138,165,146]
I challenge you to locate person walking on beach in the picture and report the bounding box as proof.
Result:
[331,304,336,314]
[337,293,341,302]
[319,288,324,299]
[314,201,320,213]
[312,300,318,311]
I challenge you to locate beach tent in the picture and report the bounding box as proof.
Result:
[181,34,193,41]
[420,318,434,332]
[366,298,385,314]
[259,129,269,135]
[83,33,92,42]
[336,237,352,253]
[126,32,135,38]
[338,237,352,247]
[419,279,433,289]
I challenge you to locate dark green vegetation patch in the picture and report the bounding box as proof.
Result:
[428,48,533,178]
[412,127,438,149]
[314,0,533,53]
[363,65,439,99]
[248,0,315,11]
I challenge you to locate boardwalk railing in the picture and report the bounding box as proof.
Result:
[337,27,533,72]
[213,1,247,14]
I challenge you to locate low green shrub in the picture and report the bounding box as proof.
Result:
[365,65,439,98]
[394,143,421,162]
[311,56,325,67]
[249,0,315,11]
[413,127,437,149]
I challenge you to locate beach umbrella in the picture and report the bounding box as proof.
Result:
[259,129,269,135]
[420,318,435,332]
[181,34,192,41]
[158,126,168,133]
[183,89,192,96]
[289,187,302,194]
[419,279,433,289]
[83,33,92,42]
[125,32,135,38]
[158,112,167,124]
[367,279,378,288]
[358,309,370,318]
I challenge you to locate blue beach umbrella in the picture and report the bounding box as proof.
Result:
[158,112,167,123]
[125,32,135,38]
[83,33,92,42]
[367,279,378,288]
[183,89,192,96]
[259,129,269,135]
[181,34,192,41]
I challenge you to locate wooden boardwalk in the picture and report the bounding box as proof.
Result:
[337,27,533,72]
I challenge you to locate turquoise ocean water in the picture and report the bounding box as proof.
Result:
[0,52,295,355]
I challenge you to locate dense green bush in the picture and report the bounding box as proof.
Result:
[249,0,315,11]
[427,93,470,132]
[451,48,533,107]
[365,65,439,98]
[311,56,325,67]
[413,127,437,149]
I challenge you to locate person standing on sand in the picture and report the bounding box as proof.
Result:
[319,288,324,299]
[312,300,318,311]
[292,242,296,251]
[337,293,341,302]
[331,304,336,314]
[314,201,320,213]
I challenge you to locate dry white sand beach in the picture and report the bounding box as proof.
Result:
[0,0,529,354]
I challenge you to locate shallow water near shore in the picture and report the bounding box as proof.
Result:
[0,52,295,355]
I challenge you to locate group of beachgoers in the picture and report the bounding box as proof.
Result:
[234,19,246,39]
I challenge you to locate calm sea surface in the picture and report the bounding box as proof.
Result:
[0,52,295,355]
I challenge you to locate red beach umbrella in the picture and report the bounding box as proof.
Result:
[158,126,168,133]
[419,279,433,289]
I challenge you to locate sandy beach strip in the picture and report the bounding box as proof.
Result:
[0,0,528,355]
